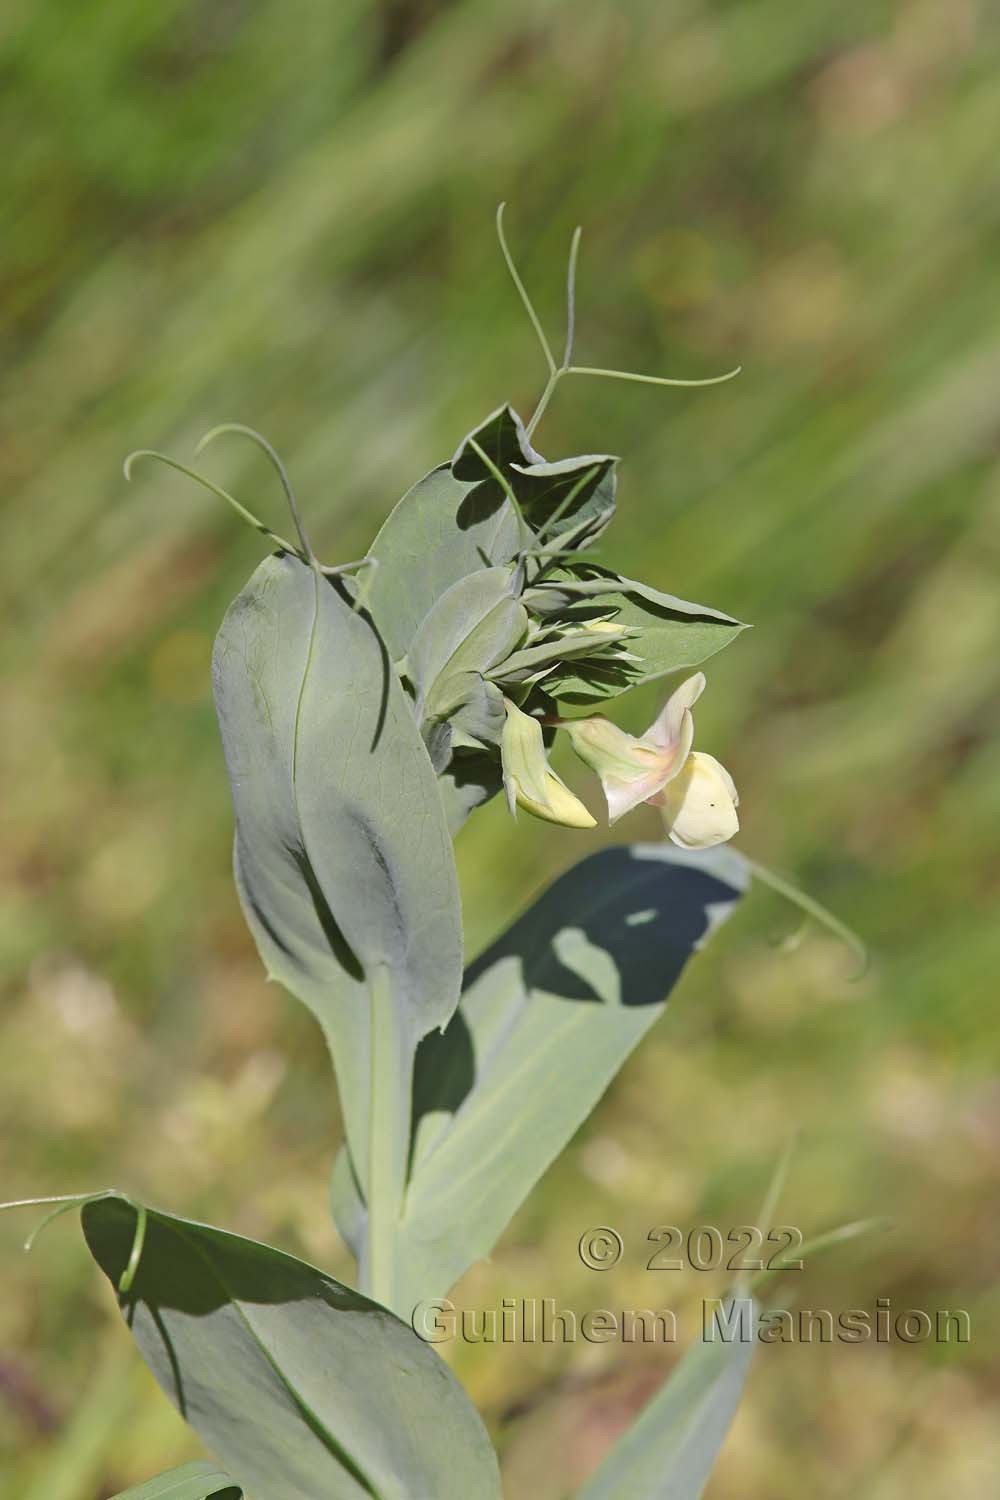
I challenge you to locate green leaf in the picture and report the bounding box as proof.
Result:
[334,844,746,1306]
[437,747,505,835]
[576,1296,757,1500]
[365,459,521,661]
[83,1198,502,1500]
[530,569,745,702]
[109,1462,242,1499]
[212,553,462,1214]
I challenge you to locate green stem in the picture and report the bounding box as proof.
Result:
[362,964,410,1311]
[525,368,560,440]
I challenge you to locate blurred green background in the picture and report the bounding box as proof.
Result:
[2,1,998,1495]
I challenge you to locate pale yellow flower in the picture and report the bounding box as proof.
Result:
[562,672,739,848]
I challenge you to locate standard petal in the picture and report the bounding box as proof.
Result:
[658,751,739,849]
[645,671,705,753]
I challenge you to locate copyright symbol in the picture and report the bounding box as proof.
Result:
[578,1226,623,1270]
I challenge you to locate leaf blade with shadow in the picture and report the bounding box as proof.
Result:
[530,569,746,702]
[384,844,747,1306]
[212,553,462,1199]
[83,1198,502,1500]
[108,1461,243,1499]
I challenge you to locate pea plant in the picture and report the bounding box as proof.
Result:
[5,210,859,1500]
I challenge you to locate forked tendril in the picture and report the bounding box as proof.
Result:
[23,1198,84,1253]
[0,1191,105,1261]
[123,450,300,557]
[197,424,318,569]
[495,202,742,439]
[125,430,378,611]
[496,203,557,378]
[1,1190,152,1295]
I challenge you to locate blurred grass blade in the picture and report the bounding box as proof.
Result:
[577,1296,756,1500]
[756,1135,796,1237]
[746,1217,889,1294]
[743,856,868,976]
[20,1342,136,1500]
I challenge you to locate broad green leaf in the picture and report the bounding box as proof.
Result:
[524,568,739,621]
[109,1462,242,1499]
[83,1198,501,1500]
[344,844,746,1307]
[212,553,462,1201]
[365,460,521,660]
[531,569,745,702]
[576,1296,757,1500]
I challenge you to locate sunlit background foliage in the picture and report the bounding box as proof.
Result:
[2,1,999,1496]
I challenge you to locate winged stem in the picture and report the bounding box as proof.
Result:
[362,964,410,1312]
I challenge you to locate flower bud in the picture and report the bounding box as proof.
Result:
[500,700,596,829]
